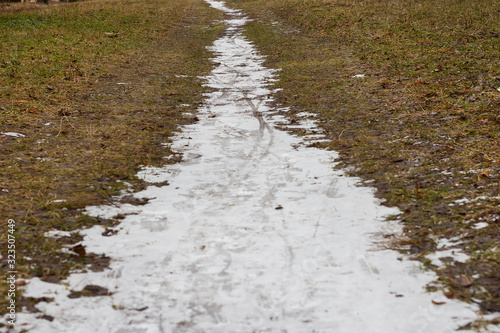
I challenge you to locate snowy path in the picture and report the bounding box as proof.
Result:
[11,1,481,332]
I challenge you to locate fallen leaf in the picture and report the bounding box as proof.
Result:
[415,183,422,196]
[432,300,446,305]
[38,314,54,322]
[457,275,473,287]
[479,169,490,179]
[102,227,118,237]
[133,306,148,312]
[209,114,217,118]
[71,244,86,256]
[67,292,81,299]
[14,280,26,286]
[443,290,455,298]
[40,276,60,284]
[68,285,111,298]
[82,284,110,296]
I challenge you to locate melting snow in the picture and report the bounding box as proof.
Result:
[1,132,25,138]
[44,230,72,239]
[5,1,489,332]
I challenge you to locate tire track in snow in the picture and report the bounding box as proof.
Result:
[7,1,485,332]
[244,93,274,159]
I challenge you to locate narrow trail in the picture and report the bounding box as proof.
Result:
[13,1,480,332]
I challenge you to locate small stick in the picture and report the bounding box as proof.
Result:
[313,216,321,238]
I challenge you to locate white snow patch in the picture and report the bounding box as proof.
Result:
[427,249,470,268]
[85,203,141,220]
[44,230,72,239]
[426,238,470,268]
[295,112,316,118]
[1,132,25,138]
[472,222,489,229]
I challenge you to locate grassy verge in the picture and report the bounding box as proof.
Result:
[0,0,223,320]
[229,0,500,328]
